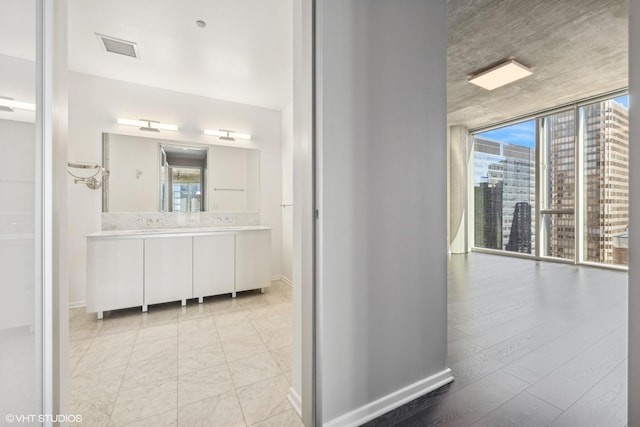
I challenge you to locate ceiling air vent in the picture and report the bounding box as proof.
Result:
[96,33,139,59]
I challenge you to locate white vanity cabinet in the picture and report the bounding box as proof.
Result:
[0,238,35,329]
[235,230,272,292]
[86,237,144,317]
[144,235,193,306]
[86,226,271,318]
[193,233,235,298]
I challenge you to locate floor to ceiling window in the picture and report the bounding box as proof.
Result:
[473,120,536,254]
[472,93,629,267]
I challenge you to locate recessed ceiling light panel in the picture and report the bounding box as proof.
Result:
[96,33,139,59]
[468,59,532,91]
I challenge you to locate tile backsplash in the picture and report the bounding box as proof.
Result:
[102,212,260,230]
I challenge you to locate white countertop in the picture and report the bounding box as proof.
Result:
[88,225,271,238]
[0,233,35,241]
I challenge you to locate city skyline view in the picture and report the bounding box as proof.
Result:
[476,95,629,149]
[473,95,629,265]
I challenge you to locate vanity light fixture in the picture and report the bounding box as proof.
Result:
[467,59,532,91]
[117,118,178,132]
[204,129,251,141]
[0,96,36,112]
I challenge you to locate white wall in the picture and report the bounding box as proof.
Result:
[629,0,639,424]
[282,103,294,282]
[67,71,283,305]
[291,0,314,424]
[316,1,450,425]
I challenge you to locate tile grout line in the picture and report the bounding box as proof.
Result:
[107,327,140,426]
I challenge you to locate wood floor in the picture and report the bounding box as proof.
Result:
[365,253,628,427]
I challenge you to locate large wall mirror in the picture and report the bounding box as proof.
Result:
[102,133,260,213]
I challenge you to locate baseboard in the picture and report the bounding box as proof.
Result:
[69,300,86,309]
[324,368,453,427]
[288,387,302,417]
[271,275,294,287]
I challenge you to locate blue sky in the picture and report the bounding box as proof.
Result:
[476,95,629,148]
[476,120,536,148]
[614,95,629,108]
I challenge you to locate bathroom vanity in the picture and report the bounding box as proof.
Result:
[86,226,271,319]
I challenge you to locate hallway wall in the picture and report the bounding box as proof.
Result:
[315,1,451,425]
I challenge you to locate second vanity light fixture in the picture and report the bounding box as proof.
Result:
[204,129,251,141]
[0,96,36,112]
[117,118,178,132]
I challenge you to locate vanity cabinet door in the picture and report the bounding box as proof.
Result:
[144,236,193,305]
[235,230,271,292]
[87,237,143,313]
[193,234,235,298]
[0,239,34,329]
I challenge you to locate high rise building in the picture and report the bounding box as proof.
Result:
[583,100,629,264]
[543,110,576,260]
[506,202,532,253]
[543,100,628,264]
[501,144,536,250]
[474,182,502,249]
[474,138,535,252]
[474,100,629,264]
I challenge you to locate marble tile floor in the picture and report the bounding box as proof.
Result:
[0,327,39,417]
[68,281,303,427]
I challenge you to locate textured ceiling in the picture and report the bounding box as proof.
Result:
[447,0,628,130]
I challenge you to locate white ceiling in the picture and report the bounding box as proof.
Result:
[68,0,293,111]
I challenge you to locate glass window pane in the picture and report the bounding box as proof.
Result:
[540,110,576,260]
[541,213,575,260]
[473,121,536,254]
[542,110,576,210]
[580,96,629,266]
[171,167,202,213]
